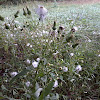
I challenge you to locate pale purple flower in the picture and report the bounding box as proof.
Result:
[36,5,48,21]
[5,17,9,21]
[32,61,38,68]
[62,66,68,72]
[10,72,18,77]
[10,34,13,37]
[70,53,74,57]
[26,59,31,64]
[36,58,40,62]
[76,65,82,72]
[53,80,58,88]
[88,39,91,42]
[25,81,30,87]
[7,24,10,27]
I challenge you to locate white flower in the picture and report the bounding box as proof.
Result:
[45,39,48,42]
[50,40,53,43]
[30,45,32,48]
[31,35,34,38]
[98,54,100,57]
[10,34,13,37]
[32,61,39,68]
[14,20,20,24]
[43,30,49,34]
[14,44,18,46]
[53,51,59,59]
[43,30,46,33]
[26,59,31,64]
[26,43,30,46]
[36,58,40,62]
[18,26,21,29]
[10,72,18,77]
[7,24,10,27]
[88,39,91,42]
[53,51,59,56]
[53,80,58,88]
[73,26,78,31]
[70,79,75,82]
[5,80,8,82]
[5,17,9,21]
[25,81,30,87]
[76,65,82,72]
[93,31,96,34]
[14,28,17,30]
[70,53,74,57]
[62,66,68,72]
[36,5,48,21]
[34,88,43,97]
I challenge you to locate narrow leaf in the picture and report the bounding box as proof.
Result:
[39,80,54,100]
[10,69,30,83]
[0,96,4,99]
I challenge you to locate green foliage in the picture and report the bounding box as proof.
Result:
[0,2,100,100]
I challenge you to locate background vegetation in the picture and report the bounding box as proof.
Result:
[0,0,77,5]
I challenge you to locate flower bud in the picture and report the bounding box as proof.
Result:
[72,43,79,48]
[0,15,4,21]
[52,21,56,30]
[14,11,19,18]
[23,8,27,16]
[26,6,31,15]
[66,34,74,42]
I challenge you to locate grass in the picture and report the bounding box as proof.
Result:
[0,1,100,100]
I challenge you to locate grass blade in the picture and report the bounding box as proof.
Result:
[39,80,54,100]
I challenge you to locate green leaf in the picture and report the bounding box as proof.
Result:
[39,80,54,100]
[1,85,7,90]
[4,44,8,52]
[10,69,30,83]
[37,72,44,78]
[0,96,4,99]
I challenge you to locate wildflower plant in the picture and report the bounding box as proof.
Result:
[36,5,48,21]
[0,3,100,100]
